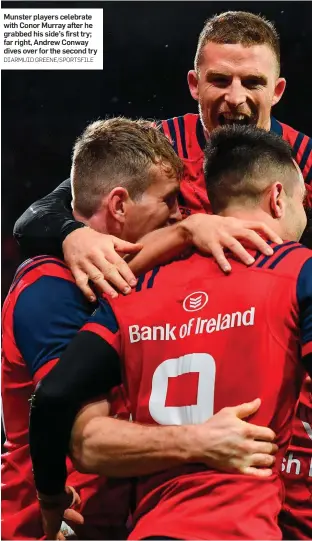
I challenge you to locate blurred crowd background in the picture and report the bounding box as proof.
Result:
[2,0,312,301]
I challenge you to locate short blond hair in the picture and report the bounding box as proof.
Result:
[71,117,183,218]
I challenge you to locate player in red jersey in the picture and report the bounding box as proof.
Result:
[2,119,278,540]
[1,118,183,540]
[279,375,312,539]
[10,12,312,538]
[12,12,312,295]
[1,257,133,541]
[28,126,311,540]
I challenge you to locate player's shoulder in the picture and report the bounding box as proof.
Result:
[10,254,73,294]
[2,255,74,320]
[271,116,311,147]
[271,116,312,183]
[160,113,203,160]
[251,240,311,279]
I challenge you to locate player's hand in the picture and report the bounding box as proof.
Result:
[62,227,142,301]
[191,398,278,477]
[181,214,283,273]
[38,486,84,540]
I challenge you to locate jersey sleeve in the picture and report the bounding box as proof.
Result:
[13,273,93,380]
[13,178,85,258]
[297,257,312,373]
[81,297,122,355]
[29,303,122,495]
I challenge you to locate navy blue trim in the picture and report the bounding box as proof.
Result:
[167,119,178,154]
[293,132,304,161]
[255,241,295,268]
[196,117,206,151]
[299,138,312,173]
[177,116,188,159]
[147,266,160,289]
[306,167,312,185]
[270,117,283,136]
[136,273,146,292]
[11,259,69,293]
[12,255,52,284]
[268,245,305,270]
[252,241,274,265]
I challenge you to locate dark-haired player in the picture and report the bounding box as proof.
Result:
[14,11,312,292]
[29,126,312,540]
[2,119,278,540]
[11,11,312,539]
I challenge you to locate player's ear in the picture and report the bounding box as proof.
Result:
[188,70,199,101]
[107,187,130,224]
[269,182,284,218]
[271,77,286,106]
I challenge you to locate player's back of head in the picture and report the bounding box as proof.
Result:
[71,117,183,219]
[203,125,307,241]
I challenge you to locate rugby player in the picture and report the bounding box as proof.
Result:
[2,119,277,540]
[29,125,312,540]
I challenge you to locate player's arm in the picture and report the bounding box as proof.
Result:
[129,214,282,275]
[13,179,81,258]
[297,257,312,375]
[69,394,277,478]
[13,181,283,296]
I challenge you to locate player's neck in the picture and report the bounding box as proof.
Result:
[218,208,283,240]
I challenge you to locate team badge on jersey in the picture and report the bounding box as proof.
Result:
[183,291,208,312]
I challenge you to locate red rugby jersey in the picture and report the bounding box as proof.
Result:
[279,375,312,540]
[81,241,312,540]
[160,114,312,216]
[1,256,131,540]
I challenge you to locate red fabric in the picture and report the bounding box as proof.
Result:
[280,377,312,540]
[1,257,131,540]
[161,114,312,220]
[85,244,311,540]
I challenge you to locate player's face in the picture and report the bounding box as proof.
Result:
[122,164,182,242]
[188,42,286,133]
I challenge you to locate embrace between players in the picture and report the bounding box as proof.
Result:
[2,10,312,541]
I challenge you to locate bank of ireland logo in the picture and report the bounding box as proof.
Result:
[183,291,208,312]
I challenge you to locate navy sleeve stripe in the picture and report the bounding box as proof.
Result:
[147,266,160,289]
[136,273,146,292]
[12,256,61,286]
[11,259,68,293]
[196,116,206,151]
[270,117,283,136]
[177,116,188,159]
[167,118,178,155]
[255,241,295,268]
[297,257,312,349]
[268,245,306,270]
[299,138,312,173]
[13,276,93,376]
[293,132,305,160]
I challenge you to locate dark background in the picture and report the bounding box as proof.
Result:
[2,1,312,298]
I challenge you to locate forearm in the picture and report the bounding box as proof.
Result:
[29,332,122,495]
[128,218,194,275]
[71,415,196,477]
[13,178,84,258]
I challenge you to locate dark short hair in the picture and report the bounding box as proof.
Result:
[204,125,299,213]
[71,117,184,218]
[195,11,280,75]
